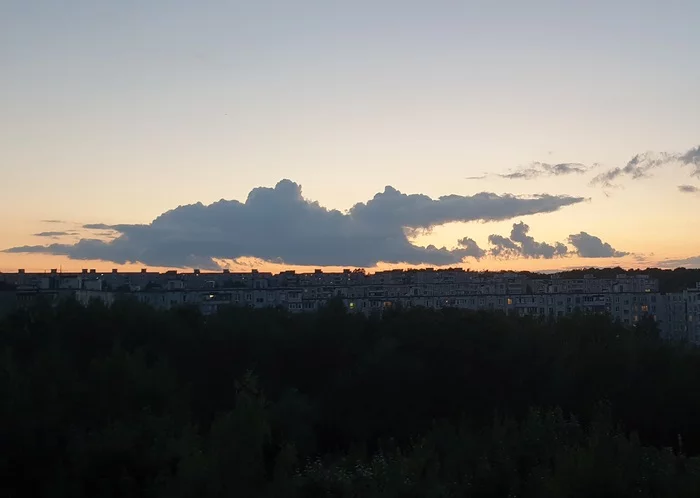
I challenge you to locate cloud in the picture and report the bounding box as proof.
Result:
[567,232,629,258]
[679,146,700,177]
[591,144,700,187]
[488,222,568,259]
[83,223,116,230]
[465,174,487,180]
[499,162,590,180]
[589,152,672,187]
[678,185,700,194]
[3,179,584,268]
[487,234,523,259]
[455,237,486,259]
[33,231,72,237]
[41,219,66,224]
[509,222,569,258]
[659,256,700,269]
[486,223,628,260]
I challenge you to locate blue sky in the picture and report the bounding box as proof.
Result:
[1,0,699,271]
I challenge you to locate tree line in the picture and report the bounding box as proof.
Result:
[2,297,700,496]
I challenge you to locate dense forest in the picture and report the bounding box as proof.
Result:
[3,297,700,496]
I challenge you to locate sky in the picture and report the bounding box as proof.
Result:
[1,0,699,273]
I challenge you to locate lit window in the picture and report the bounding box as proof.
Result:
[507,298,513,305]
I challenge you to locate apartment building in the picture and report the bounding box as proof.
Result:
[5,268,698,343]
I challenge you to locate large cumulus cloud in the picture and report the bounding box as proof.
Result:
[4,179,586,268]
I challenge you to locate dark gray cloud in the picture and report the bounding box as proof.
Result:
[33,231,72,237]
[567,232,629,258]
[4,179,584,268]
[678,185,700,194]
[488,222,568,259]
[487,234,522,259]
[509,222,569,258]
[499,162,589,180]
[591,145,700,187]
[455,237,486,259]
[487,223,628,260]
[83,223,116,230]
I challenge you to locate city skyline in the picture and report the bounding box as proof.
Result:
[2,1,699,272]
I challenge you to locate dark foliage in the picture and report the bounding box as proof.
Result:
[2,298,700,496]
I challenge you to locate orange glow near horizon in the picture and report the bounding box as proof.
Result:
[0,252,668,275]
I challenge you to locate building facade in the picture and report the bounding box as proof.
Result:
[2,268,698,343]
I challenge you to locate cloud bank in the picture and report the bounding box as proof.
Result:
[4,179,589,268]
[659,256,700,269]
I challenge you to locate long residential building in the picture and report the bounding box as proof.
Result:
[2,268,699,343]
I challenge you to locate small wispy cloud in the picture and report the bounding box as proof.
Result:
[465,174,487,180]
[680,146,700,177]
[41,219,66,224]
[83,223,116,230]
[590,145,700,188]
[678,185,700,194]
[33,231,73,237]
[498,162,591,180]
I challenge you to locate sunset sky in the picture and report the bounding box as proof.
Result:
[1,0,699,273]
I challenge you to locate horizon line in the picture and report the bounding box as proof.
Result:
[0,266,689,277]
